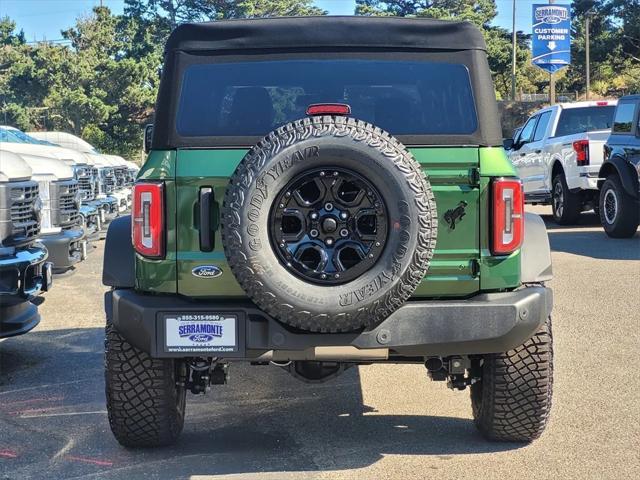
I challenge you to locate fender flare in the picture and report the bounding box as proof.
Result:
[520,212,552,283]
[598,157,639,199]
[102,215,135,288]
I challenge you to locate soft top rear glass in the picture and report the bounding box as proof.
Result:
[175,59,478,139]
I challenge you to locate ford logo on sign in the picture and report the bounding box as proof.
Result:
[192,265,223,278]
[189,333,214,342]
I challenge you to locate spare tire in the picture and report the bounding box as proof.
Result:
[222,116,437,332]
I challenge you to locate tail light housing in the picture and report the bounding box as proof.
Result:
[132,182,164,258]
[491,178,524,256]
[573,139,590,166]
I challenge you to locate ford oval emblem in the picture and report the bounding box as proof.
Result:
[192,265,223,278]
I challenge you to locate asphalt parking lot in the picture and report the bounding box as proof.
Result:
[1,206,638,480]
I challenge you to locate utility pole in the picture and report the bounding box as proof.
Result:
[511,0,517,101]
[585,12,591,100]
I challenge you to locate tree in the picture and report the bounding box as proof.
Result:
[354,0,534,99]
[1,1,326,159]
[125,0,325,44]
[0,17,25,46]
[355,0,496,27]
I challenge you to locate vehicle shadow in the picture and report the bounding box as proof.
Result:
[539,211,602,230]
[547,229,639,260]
[0,328,523,479]
[532,212,640,260]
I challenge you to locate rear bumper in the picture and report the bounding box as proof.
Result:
[106,287,553,360]
[567,166,600,191]
[39,228,85,272]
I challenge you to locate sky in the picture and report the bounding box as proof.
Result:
[1,0,565,44]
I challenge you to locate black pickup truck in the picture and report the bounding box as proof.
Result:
[599,95,640,238]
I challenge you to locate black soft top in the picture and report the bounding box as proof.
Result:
[153,16,503,149]
[165,16,487,54]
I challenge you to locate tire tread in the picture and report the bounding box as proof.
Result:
[105,323,185,448]
[471,316,554,442]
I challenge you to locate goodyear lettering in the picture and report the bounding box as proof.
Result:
[244,146,320,252]
[339,270,393,306]
[338,200,412,306]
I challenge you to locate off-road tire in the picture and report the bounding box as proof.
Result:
[105,322,186,448]
[599,175,639,238]
[551,174,581,225]
[222,116,437,333]
[471,315,553,442]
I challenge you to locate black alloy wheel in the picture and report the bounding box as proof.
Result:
[270,168,388,285]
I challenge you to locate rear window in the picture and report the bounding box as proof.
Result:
[612,102,637,133]
[554,106,615,137]
[176,60,478,138]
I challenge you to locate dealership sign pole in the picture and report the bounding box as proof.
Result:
[532,3,571,104]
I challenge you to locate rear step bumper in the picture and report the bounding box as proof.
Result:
[106,286,552,359]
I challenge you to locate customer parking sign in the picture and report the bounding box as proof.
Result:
[532,4,571,73]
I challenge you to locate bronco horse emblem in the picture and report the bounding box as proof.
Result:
[444,201,468,230]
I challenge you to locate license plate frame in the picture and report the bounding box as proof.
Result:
[161,312,243,355]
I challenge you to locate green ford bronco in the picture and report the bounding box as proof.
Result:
[102,16,554,448]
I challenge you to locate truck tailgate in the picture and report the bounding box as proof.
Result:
[585,130,611,168]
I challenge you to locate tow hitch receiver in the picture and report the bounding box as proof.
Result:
[425,356,479,391]
[180,358,229,394]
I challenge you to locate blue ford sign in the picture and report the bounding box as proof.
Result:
[191,265,223,278]
[532,4,571,73]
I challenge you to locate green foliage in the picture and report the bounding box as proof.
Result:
[355,0,496,27]
[355,0,639,100]
[556,0,640,97]
[0,1,325,159]
[354,0,530,98]
[0,1,636,159]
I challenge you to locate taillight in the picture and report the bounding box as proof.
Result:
[132,182,164,258]
[573,139,590,166]
[492,178,524,256]
[306,103,351,116]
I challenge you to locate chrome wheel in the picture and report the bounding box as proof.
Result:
[552,180,564,219]
[603,188,618,225]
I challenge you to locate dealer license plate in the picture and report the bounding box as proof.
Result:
[164,313,237,353]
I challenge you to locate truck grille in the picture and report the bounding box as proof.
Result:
[113,166,128,188]
[74,166,95,201]
[97,168,116,195]
[9,182,40,245]
[127,169,137,185]
[53,180,80,229]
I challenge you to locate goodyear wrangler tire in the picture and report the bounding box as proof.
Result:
[105,322,186,447]
[222,116,437,332]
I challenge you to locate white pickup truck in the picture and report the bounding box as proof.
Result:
[506,100,617,224]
